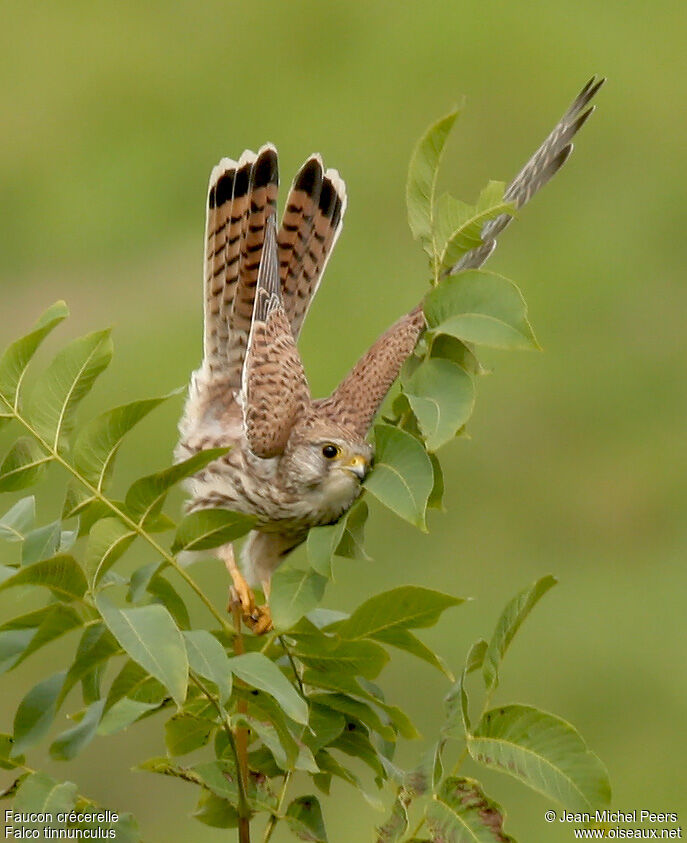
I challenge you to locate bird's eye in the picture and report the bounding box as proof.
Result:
[322,444,340,459]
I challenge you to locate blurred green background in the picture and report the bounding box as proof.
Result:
[1,1,686,840]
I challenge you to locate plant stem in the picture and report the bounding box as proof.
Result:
[231,600,251,843]
[262,771,292,843]
[190,672,251,842]
[279,635,304,694]
[2,398,233,635]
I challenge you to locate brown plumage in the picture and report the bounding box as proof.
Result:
[176,77,603,630]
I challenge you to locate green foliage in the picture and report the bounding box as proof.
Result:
[426,776,514,842]
[468,705,610,811]
[0,107,609,843]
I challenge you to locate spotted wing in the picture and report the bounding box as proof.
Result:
[316,305,426,438]
[242,215,311,458]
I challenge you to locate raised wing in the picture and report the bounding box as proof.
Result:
[242,215,311,458]
[320,76,604,438]
[451,75,605,273]
[315,305,426,438]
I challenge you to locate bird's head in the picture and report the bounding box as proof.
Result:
[280,416,372,504]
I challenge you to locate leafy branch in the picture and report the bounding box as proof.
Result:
[0,100,609,843]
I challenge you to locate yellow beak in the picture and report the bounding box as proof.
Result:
[343,454,369,480]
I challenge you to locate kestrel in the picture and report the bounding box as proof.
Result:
[176,76,604,632]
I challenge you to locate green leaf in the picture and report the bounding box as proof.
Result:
[0,734,24,770]
[302,671,418,740]
[428,452,445,511]
[73,395,174,491]
[234,689,306,769]
[104,658,167,711]
[285,795,328,842]
[0,628,34,673]
[59,622,120,706]
[315,749,384,810]
[426,776,515,842]
[0,554,87,601]
[337,585,464,640]
[21,520,62,564]
[27,329,113,452]
[465,639,488,674]
[228,652,308,724]
[192,759,277,812]
[125,447,229,526]
[172,507,256,553]
[12,771,77,813]
[404,742,444,799]
[365,424,433,530]
[403,358,475,451]
[469,704,611,811]
[0,496,35,541]
[371,626,453,678]
[193,788,239,828]
[302,703,346,754]
[270,566,328,631]
[309,693,394,741]
[0,604,82,674]
[80,663,103,705]
[147,574,190,629]
[377,794,411,843]
[443,640,489,741]
[0,437,52,491]
[233,712,292,770]
[444,671,471,740]
[50,699,105,760]
[96,596,188,707]
[13,671,66,755]
[407,109,460,258]
[292,637,389,680]
[86,517,137,588]
[307,520,346,578]
[436,181,515,271]
[330,720,386,779]
[306,501,370,575]
[165,712,214,756]
[0,301,69,410]
[0,774,28,799]
[98,698,162,735]
[483,575,557,690]
[335,499,371,561]
[430,334,487,376]
[183,630,232,705]
[424,270,539,351]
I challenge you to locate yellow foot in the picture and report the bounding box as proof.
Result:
[229,586,273,635]
[223,544,273,634]
[245,603,273,635]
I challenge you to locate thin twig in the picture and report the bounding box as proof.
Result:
[279,635,304,694]
[262,771,292,843]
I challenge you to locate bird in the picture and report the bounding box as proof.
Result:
[176,76,604,633]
